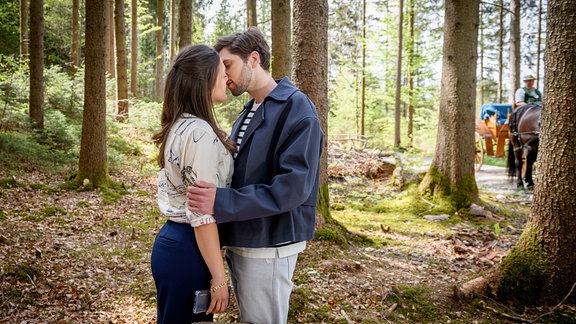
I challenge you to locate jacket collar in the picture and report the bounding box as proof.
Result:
[232,77,299,156]
[240,77,298,113]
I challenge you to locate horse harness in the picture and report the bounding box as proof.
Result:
[510,104,541,153]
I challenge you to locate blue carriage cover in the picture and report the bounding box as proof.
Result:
[480,103,512,126]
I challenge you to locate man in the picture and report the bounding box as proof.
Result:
[515,74,543,107]
[187,27,322,324]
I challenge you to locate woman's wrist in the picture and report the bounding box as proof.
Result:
[210,279,227,292]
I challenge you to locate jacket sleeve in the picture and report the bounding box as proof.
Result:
[213,115,322,224]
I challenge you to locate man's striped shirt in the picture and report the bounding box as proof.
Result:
[234,102,261,158]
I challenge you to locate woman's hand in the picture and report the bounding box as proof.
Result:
[206,281,229,314]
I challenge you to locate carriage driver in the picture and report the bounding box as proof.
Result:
[515,74,543,107]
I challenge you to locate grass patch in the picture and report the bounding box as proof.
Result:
[0,177,19,188]
[483,155,507,167]
[384,285,439,322]
[101,181,129,204]
[29,183,58,193]
[40,206,67,217]
[289,288,338,323]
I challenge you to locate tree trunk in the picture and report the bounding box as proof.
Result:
[479,10,484,106]
[509,0,520,105]
[178,0,192,48]
[271,0,291,79]
[169,0,175,62]
[130,0,138,97]
[394,0,403,148]
[247,0,257,27]
[293,0,329,226]
[29,0,44,129]
[156,0,164,100]
[78,0,109,187]
[497,0,504,103]
[407,0,414,146]
[114,0,129,121]
[535,0,543,88]
[106,0,116,78]
[72,0,80,73]
[360,0,366,136]
[20,0,28,60]
[496,0,576,306]
[418,0,480,209]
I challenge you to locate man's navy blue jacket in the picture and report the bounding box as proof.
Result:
[214,77,323,248]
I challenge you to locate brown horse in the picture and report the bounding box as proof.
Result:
[507,103,542,188]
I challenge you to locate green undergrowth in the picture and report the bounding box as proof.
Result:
[0,131,74,174]
[329,179,458,248]
[383,285,440,322]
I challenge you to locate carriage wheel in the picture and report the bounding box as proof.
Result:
[475,132,484,171]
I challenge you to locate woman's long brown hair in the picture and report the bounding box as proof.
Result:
[152,44,236,168]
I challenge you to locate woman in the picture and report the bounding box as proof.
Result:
[151,44,235,323]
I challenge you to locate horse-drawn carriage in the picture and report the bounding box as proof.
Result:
[475,103,512,171]
[475,102,542,189]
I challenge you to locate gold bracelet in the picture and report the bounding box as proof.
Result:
[210,280,227,292]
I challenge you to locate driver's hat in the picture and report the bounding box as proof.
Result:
[523,74,536,81]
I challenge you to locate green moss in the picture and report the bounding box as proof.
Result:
[101,186,124,204]
[29,183,57,193]
[0,177,19,188]
[317,184,332,221]
[418,166,478,210]
[497,224,548,307]
[372,184,454,216]
[76,200,90,208]
[314,226,348,247]
[331,202,345,211]
[0,210,5,221]
[384,285,439,322]
[2,264,41,282]
[40,206,66,217]
[23,215,43,222]
[289,288,336,322]
[60,176,126,204]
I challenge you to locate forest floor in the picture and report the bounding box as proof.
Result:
[1,149,573,323]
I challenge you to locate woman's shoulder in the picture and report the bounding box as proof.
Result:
[176,114,215,136]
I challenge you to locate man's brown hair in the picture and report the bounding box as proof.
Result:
[214,27,271,72]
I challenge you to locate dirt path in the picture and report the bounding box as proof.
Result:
[475,164,525,196]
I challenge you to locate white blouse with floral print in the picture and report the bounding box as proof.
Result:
[157,114,233,227]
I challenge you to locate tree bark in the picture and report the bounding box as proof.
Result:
[247,0,257,27]
[360,0,366,136]
[535,0,543,88]
[497,0,504,103]
[131,0,138,97]
[178,0,192,48]
[479,10,484,106]
[418,0,480,209]
[293,0,329,226]
[29,0,44,129]
[72,0,80,73]
[114,0,129,121]
[20,0,28,60]
[156,0,164,100]
[394,0,403,148]
[78,0,109,187]
[496,0,576,306]
[106,0,116,78]
[271,0,291,79]
[169,0,175,62]
[407,0,414,145]
[509,0,520,105]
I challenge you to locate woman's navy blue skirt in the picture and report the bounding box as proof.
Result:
[151,220,213,323]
